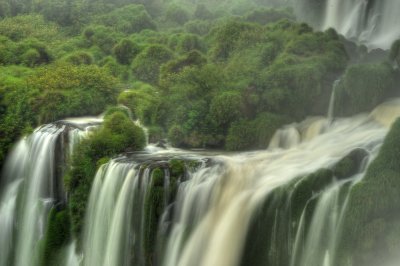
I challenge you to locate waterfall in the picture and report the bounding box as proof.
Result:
[0,119,99,266]
[83,161,140,266]
[295,0,400,49]
[162,115,386,266]
[3,99,400,266]
[73,99,400,266]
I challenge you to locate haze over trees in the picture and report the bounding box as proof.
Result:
[1,1,400,266]
[1,0,398,166]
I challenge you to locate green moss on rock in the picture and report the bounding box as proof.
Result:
[41,207,71,266]
[67,110,146,244]
[333,148,368,180]
[144,169,165,265]
[334,63,396,116]
[337,118,400,266]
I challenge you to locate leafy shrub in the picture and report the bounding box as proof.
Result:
[209,91,243,130]
[82,25,121,54]
[334,63,396,116]
[194,4,214,20]
[67,110,146,240]
[132,44,174,84]
[165,4,190,25]
[113,38,140,65]
[64,51,93,65]
[208,20,264,60]
[28,63,119,123]
[225,112,288,150]
[95,4,156,34]
[41,208,71,266]
[117,82,161,125]
[0,14,60,42]
[167,124,185,147]
[184,20,213,36]
[225,119,254,151]
[243,8,294,25]
[160,50,207,79]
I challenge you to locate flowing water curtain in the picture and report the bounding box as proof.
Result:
[159,111,388,266]
[294,0,400,49]
[0,122,95,266]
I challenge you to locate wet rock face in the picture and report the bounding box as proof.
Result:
[52,121,100,205]
[333,148,369,180]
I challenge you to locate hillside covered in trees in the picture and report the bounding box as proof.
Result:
[1,0,399,166]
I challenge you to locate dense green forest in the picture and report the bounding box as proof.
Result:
[2,1,400,266]
[1,0,399,167]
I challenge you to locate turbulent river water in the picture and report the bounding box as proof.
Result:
[1,97,400,266]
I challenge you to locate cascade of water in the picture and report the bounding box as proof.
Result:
[296,0,400,49]
[83,161,140,266]
[161,114,387,266]
[0,125,65,266]
[4,98,400,266]
[0,119,99,266]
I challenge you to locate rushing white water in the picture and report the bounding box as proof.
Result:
[3,99,400,266]
[63,242,81,266]
[75,99,400,266]
[83,161,140,266]
[163,116,387,266]
[295,0,400,49]
[0,125,65,266]
[0,119,99,266]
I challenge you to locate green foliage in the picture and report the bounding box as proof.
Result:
[68,110,146,240]
[209,91,242,130]
[243,8,294,25]
[160,50,207,79]
[208,20,264,60]
[338,118,400,266]
[28,63,119,123]
[184,19,213,36]
[389,39,400,65]
[225,119,254,151]
[225,112,289,151]
[113,38,140,65]
[168,33,205,54]
[117,83,161,125]
[0,14,60,41]
[41,208,71,266]
[167,125,185,147]
[64,51,93,65]
[104,105,132,119]
[290,169,334,218]
[132,44,174,84]
[39,0,82,27]
[0,65,36,166]
[95,4,156,34]
[144,167,165,264]
[333,148,368,180]
[83,25,121,54]
[0,5,355,163]
[334,63,396,116]
[164,4,190,25]
[169,159,185,179]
